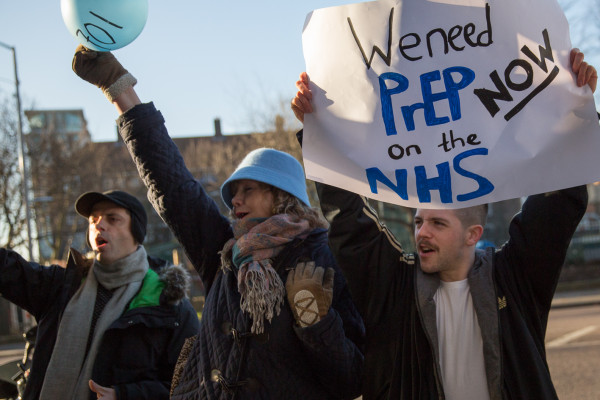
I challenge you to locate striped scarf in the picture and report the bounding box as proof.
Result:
[220,214,312,334]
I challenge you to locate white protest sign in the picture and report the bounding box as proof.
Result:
[301,0,600,209]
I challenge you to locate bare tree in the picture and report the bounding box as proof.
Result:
[26,129,95,261]
[0,94,26,249]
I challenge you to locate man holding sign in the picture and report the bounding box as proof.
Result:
[298,0,600,209]
[292,47,596,399]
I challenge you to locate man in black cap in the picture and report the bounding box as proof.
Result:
[0,189,200,400]
[76,190,148,265]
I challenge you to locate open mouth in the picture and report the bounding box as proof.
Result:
[235,212,249,219]
[95,236,108,249]
[418,242,436,254]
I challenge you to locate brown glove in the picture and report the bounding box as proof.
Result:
[72,44,137,101]
[285,261,334,328]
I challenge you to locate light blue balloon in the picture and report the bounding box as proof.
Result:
[61,0,148,51]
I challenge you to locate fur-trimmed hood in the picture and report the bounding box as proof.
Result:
[155,263,191,306]
[67,247,192,306]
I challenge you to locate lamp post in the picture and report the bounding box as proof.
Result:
[0,41,34,260]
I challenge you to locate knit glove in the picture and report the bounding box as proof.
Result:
[285,261,334,328]
[71,44,137,102]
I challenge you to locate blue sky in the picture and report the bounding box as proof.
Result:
[0,0,597,142]
[0,1,366,142]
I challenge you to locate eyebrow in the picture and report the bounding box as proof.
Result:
[90,210,124,219]
[415,215,449,224]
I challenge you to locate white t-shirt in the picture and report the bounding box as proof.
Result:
[434,279,491,400]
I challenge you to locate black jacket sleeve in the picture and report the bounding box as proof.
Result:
[498,185,588,316]
[297,129,414,324]
[0,248,68,319]
[116,103,233,292]
[315,180,416,326]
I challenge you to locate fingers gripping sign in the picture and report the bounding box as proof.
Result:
[286,261,334,328]
[291,72,313,123]
[570,48,598,93]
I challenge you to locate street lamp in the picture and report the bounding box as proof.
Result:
[0,41,34,260]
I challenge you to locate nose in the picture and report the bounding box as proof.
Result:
[231,190,243,208]
[415,223,431,241]
[91,216,106,231]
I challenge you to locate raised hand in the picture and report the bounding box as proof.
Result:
[72,44,137,101]
[291,72,313,123]
[571,48,598,93]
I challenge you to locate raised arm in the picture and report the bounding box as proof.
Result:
[72,46,232,290]
[500,49,595,310]
[498,186,587,316]
[0,248,68,318]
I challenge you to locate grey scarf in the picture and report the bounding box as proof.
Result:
[39,246,149,400]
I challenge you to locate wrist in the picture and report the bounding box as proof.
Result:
[112,85,142,115]
[104,73,137,103]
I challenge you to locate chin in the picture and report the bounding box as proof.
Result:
[419,263,439,275]
[96,254,112,264]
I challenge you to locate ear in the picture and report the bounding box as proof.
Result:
[465,224,484,246]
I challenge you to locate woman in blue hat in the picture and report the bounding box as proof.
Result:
[72,46,364,400]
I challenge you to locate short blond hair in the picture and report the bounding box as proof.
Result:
[454,204,488,228]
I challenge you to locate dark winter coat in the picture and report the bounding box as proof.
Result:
[115,102,365,399]
[315,180,587,400]
[0,247,200,400]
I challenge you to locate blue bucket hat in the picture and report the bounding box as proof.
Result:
[220,148,310,209]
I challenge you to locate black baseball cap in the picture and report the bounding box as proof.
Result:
[75,190,147,244]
